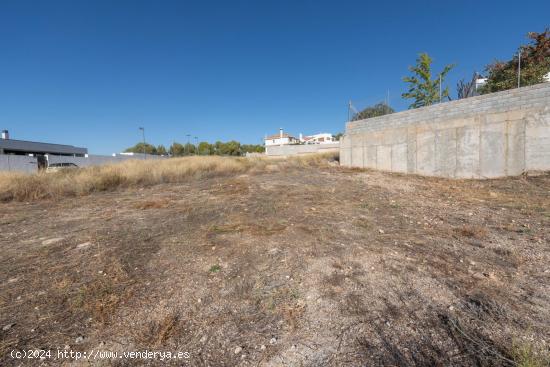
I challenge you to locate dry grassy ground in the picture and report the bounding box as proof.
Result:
[0,156,549,366]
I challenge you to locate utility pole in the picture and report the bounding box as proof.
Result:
[194,136,198,155]
[186,134,191,156]
[518,49,522,88]
[139,127,146,159]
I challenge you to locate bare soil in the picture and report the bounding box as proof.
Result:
[1,165,549,366]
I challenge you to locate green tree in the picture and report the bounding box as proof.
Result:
[333,132,343,141]
[124,142,157,155]
[480,29,550,94]
[169,142,185,156]
[213,141,223,155]
[219,140,241,156]
[351,103,394,121]
[402,53,455,109]
[156,145,167,156]
[197,141,213,155]
[184,143,196,155]
[166,140,265,156]
[241,144,265,153]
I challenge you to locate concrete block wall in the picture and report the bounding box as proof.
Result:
[340,83,550,178]
[266,142,340,156]
[0,155,38,173]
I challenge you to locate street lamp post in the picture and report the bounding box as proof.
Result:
[194,137,198,155]
[139,127,146,160]
[186,134,191,156]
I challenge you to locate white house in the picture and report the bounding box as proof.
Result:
[264,128,300,146]
[475,77,488,91]
[301,133,336,144]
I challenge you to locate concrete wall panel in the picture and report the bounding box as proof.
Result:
[526,126,550,170]
[406,128,417,174]
[456,124,480,178]
[506,120,526,175]
[351,145,363,167]
[416,131,435,175]
[480,122,506,178]
[339,137,350,166]
[434,128,457,177]
[366,145,377,168]
[392,143,408,173]
[377,146,392,171]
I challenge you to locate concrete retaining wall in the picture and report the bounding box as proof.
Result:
[340,83,550,178]
[266,143,340,156]
[0,155,38,173]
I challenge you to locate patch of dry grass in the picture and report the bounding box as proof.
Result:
[133,199,170,210]
[0,153,338,202]
[454,225,489,239]
[138,314,181,347]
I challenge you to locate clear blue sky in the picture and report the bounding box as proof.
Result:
[1,1,549,154]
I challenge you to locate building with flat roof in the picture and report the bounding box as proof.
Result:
[0,130,87,157]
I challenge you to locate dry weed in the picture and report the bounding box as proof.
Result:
[454,225,488,239]
[0,153,338,202]
[133,199,170,210]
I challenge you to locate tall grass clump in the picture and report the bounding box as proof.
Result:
[0,153,338,202]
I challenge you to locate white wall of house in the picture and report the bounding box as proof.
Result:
[303,133,335,144]
[265,137,292,146]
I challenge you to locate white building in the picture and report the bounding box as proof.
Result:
[264,128,300,146]
[475,77,488,91]
[301,133,336,144]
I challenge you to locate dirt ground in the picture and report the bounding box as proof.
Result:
[1,165,549,366]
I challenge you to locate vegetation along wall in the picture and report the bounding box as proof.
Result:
[340,83,550,178]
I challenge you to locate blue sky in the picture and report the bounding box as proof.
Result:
[1,1,549,154]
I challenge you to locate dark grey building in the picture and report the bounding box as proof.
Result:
[0,130,87,168]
